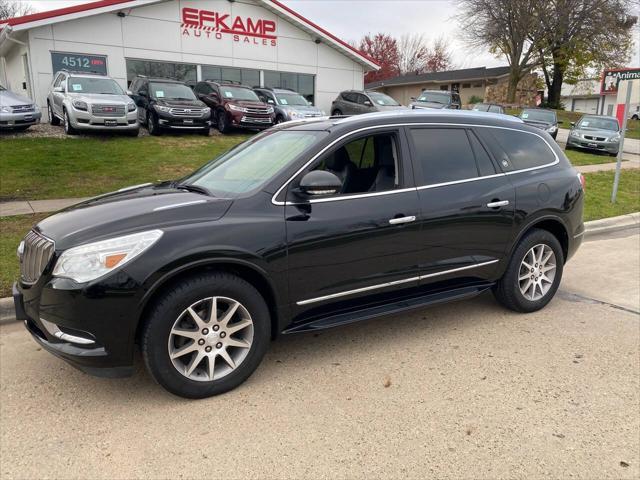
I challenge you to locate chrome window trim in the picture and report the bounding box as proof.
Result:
[296,259,499,305]
[271,122,559,206]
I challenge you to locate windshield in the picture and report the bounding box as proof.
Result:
[520,109,556,123]
[182,130,327,197]
[276,92,308,106]
[368,92,400,106]
[150,82,196,101]
[577,116,619,131]
[220,86,260,101]
[472,104,489,111]
[416,92,450,104]
[67,77,124,95]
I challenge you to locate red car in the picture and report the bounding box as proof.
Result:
[194,81,274,133]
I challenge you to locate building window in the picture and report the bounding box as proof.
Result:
[473,83,483,88]
[201,65,259,87]
[264,70,315,105]
[462,83,471,89]
[126,59,196,86]
[439,85,449,91]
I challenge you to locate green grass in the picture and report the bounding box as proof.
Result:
[506,108,640,140]
[582,169,640,222]
[564,149,620,166]
[0,134,249,201]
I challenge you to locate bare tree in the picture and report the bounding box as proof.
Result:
[457,0,543,103]
[397,34,453,75]
[0,0,34,20]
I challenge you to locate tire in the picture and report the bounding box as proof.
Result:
[609,151,619,157]
[147,111,161,136]
[632,115,639,121]
[142,272,270,398]
[48,102,60,126]
[216,110,230,133]
[126,128,140,137]
[275,115,285,124]
[12,125,30,132]
[493,228,564,313]
[63,109,77,135]
[332,109,342,116]
[199,126,210,136]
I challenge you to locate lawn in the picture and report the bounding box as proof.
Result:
[0,134,249,201]
[564,149,620,166]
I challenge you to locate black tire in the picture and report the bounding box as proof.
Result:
[63,109,77,135]
[493,228,564,313]
[48,102,60,126]
[142,272,270,399]
[216,110,230,133]
[332,109,342,116]
[275,115,285,124]
[125,128,140,137]
[609,151,619,157]
[12,125,30,131]
[199,126,210,136]
[147,110,161,136]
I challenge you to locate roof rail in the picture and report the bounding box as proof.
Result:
[58,69,106,76]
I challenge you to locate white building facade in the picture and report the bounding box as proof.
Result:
[0,0,377,118]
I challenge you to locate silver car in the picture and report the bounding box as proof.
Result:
[47,71,138,136]
[254,87,324,123]
[330,90,407,116]
[0,85,41,131]
[566,115,621,156]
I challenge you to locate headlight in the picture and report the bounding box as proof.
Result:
[155,105,171,113]
[289,110,301,118]
[0,105,11,113]
[609,134,621,143]
[72,100,88,111]
[266,106,274,114]
[570,130,580,137]
[546,125,557,133]
[228,104,248,113]
[52,230,163,283]
[202,107,211,114]
[127,102,136,112]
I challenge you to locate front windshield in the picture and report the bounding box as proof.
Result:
[67,77,124,95]
[276,93,308,106]
[577,116,619,131]
[416,92,450,104]
[368,92,400,106]
[150,82,196,101]
[520,109,556,123]
[220,86,260,101]
[472,104,489,111]
[182,130,327,197]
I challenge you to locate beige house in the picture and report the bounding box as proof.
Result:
[366,66,538,107]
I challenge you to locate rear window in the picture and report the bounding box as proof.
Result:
[487,128,556,170]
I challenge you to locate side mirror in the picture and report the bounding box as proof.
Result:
[126,89,133,96]
[53,86,63,93]
[364,100,373,106]
[298,170,342,196]
[410,96,416,101]
[267,98,275,104]
[570,121,575,126]
[209,92,219,100]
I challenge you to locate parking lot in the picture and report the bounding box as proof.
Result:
[1,228,637,479]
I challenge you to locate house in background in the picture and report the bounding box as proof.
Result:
[559,79,601,114]
[365,66,539,107]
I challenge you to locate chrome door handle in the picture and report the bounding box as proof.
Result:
[389,215,416,225]
[486,200,509,208]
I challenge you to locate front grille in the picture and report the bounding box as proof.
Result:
[245,107,270,115]
[11,104,35,113]
[91,104,126,117]
[20,231,55,284]
[584,135,606,142]
[169,108,205,117]
[241,116,272,124]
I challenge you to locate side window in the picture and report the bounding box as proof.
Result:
[410,128,479,185]
[488,105,501,113]
[60,75,67,91]
[357,94,370,105]
[342,92,356,103]
[468,131,496,176]
[488,129,557,170]
[53,73,63,88]
[311,132,400,195]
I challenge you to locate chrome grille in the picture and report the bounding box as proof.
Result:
[241,116,272,124]
[245,107,270,115]
[584,135,606,142]
[20,231,55,284]
[12,104,35,113]
[91,104,126,117]
[169,108,205,117]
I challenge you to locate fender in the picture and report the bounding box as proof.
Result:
[506,213,570,264]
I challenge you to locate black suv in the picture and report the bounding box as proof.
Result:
[129,76,211,135]
[14,110,585,399]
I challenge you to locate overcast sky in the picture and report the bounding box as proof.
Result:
[24,0,640,70]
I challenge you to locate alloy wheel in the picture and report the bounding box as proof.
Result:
[518,243,556,301]
[168,296,254,382]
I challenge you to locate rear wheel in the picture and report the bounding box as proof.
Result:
[142,272,270,398]
[493,228,564,313]
[48,102,60,126]
[332,109,342,116]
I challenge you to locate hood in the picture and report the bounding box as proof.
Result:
[281,104,323,115]
[377,104,408,111]
[68,93,132,105]
[230,99,270,108]
[410,102,447,110]
[0,89,35,107]
[522,119,554,128]
[574,127,619,138]
[35,184,233,250]
[155,98,207,108]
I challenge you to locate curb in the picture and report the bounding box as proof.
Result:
[1,212,638,325]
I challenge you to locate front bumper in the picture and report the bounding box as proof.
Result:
[0,110,41,128]
[69,108,138,131]
[567,135,619,154]
[229,112,274,129]
[156,110,211,129]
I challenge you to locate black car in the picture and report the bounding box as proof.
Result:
[519,108,560,139]
[14,110,585,399]
[129,75,211,135]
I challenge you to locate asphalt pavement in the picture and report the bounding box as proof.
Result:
[1,229,638,480]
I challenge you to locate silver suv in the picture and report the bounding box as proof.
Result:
[47,71,138,136]
[330,90,407,116]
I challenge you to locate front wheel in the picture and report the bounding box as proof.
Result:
[331,109,342,116]
[493,229,564,313]
[142,272,270,398]
[216,110,230,133]
[63,109,77,135]
[147,111,161,136]
[48,102,60,126]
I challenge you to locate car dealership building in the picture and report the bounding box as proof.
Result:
[0,0,378,118]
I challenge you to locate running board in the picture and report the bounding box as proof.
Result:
[282,283,493,334]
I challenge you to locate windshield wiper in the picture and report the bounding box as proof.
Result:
[174,183,213,196]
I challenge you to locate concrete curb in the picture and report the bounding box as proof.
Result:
[1,212,638,325]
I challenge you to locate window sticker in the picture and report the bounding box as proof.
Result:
[224,91,234,98]
[71,84,83,91]
[156,90,165,98]
[582,121,589,126]
[279,98,288,105]
[521,112,529,118]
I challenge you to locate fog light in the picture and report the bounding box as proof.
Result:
[40,318,95,345]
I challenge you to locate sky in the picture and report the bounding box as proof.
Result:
[22,0,640,71]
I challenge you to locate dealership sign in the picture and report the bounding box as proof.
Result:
[181,7,277,46]
[601,68,640,95]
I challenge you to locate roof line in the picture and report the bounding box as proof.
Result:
[1,0,137,27]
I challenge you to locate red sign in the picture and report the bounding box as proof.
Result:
[181,7,277,46]
[601,68,640,95]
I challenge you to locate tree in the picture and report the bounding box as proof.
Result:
[457,0,543,103]
[425,37,453,73]
[0,0,34,20]
[359,33,400,83]
[534,0,637,108]
[397,34,453,75]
